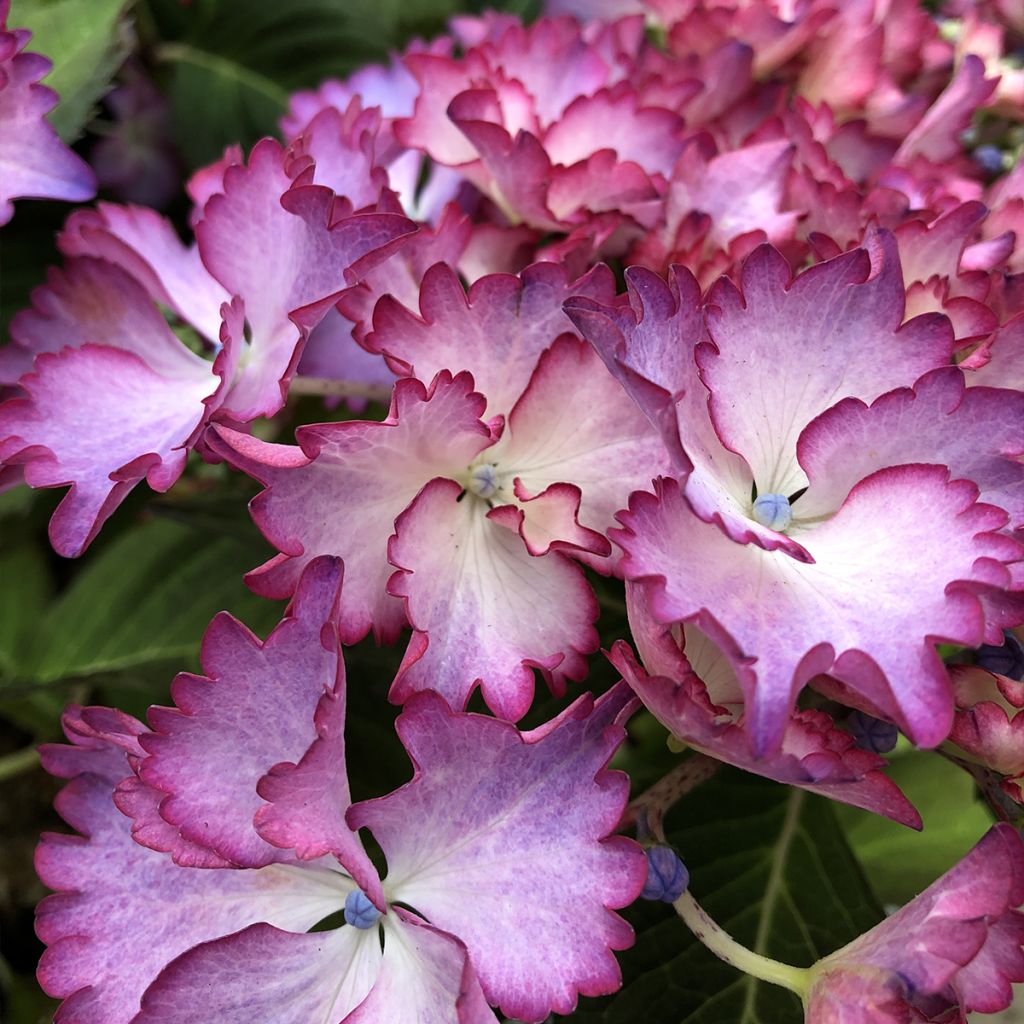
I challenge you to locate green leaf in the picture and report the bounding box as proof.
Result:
[834,749,993,905]
[570,771,883,1023]
[0,542,54,680]
[149,0,462,169]
[9,0,134,141]
[17,517,284,685]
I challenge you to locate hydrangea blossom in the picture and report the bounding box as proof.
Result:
[210,262,670,720]
[567,238,1024,753]
[805,824,1024,1022]
[0,141,415,555]
[36,558,646,1022]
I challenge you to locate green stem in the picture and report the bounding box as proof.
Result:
[0,744,40,781]
[673,890,810,998]
[155,43,289,107]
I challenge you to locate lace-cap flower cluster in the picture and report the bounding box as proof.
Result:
[3,0,1024,1019]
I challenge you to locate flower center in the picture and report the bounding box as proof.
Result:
[467,461,502,500]
[751,492,792,532]
[344,888,382,929]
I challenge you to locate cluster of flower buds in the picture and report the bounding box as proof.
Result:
[4,0,1024,1018]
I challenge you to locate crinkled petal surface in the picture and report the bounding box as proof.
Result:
[58,203,229,344]
[196,139,415,420]
[348,684,646,1021]
[796,367,1024,527]
[812,824,1024,1017]
[0,343,217,558]
[208,371,493,644]
[612,608,920,827]
[387,477,599,720]
[0,34,95,223]
[36,727,350,1024]
[616,469,1024,754]
[138,559,376,893]
[367,261,616,417]
[133,923,383,1024]
[701,237,954,500]
[485,336,670,566]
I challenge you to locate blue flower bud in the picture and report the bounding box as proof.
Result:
[976,631,1024,681]
[641,846,689,903]
[344,888,382,930]
[974,144,1005,177]
[468,462,500,500]
[847,710,898,754]
[751,492,792,532]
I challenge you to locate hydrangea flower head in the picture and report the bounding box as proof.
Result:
[36,558,647,1022]
[805,825,1024,1022]
[211,261,670,720]
[567,237,1024,754]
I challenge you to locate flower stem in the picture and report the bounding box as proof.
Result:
[0,744,40,781]
[673,890,810,998]
[621,753,720,840]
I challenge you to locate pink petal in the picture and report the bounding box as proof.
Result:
[485,336,670,567]
[4,256,214,386]
[0,21,95,224]
[367,260,616,417]
[337,202,473,342]
[196,138,415,420]
[701,235,954,501]
[541,86,685,178]
[348,685,646,1021]
[387,477,599,720]
[896,54,998,164]
[796,367,1024,527]
[58,203,230,344]
[345,911,496,1024]
[657,138,800,257]
[611,613,920,827]
[948,665,1024,778]
[133,924,383,1024]
[814,824,1024,1016]
[36,727,350,1024]
[395,51,488,167]
[136,559,373,885]
[616,467,1024,754]
[206,371,493,643]
[289,102,388,210]
[966,315,1024,392]
[0,338,219,557]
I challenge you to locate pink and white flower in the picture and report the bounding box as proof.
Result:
[210,261,670,720]
[566,237,1024,754]
[609,588,922,827]
[0,140,415,556]
[805,824,1024,1022]
[36,558,646,1023]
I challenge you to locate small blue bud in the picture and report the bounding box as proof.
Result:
[751,492,792,532]
[847,710,898,754]
[976,631,1024,681]
[468,462,500,500]
[640,846,689,903]
[344,888,382,930]
[974,144,1005,177]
